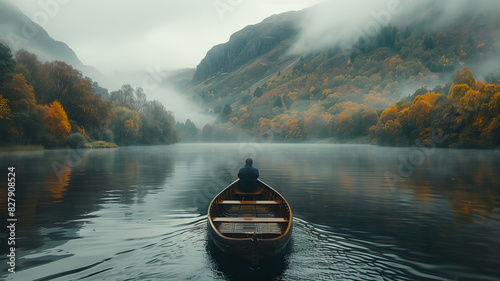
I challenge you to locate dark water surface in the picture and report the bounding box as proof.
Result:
[1,144,499,280]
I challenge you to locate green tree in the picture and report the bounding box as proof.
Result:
[253,87,263,98]
[221,104,232,121]
[201,124,213,142]
[0,43,16,86]
[111,106,142,145]
[140,100,178,145]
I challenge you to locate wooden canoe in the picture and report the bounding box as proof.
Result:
[207,179,292,264]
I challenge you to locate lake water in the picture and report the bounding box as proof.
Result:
[1,143,499,280]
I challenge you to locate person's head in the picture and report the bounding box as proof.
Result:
[245,158,253,166]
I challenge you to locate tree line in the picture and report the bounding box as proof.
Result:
[190,67,499,149]
[0,43,178,148]
[370,67,500,149]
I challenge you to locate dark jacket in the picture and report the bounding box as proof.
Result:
[238,164,259,192]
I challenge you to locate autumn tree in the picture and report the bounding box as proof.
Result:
[1,73,43,144]
[14,50,41,87]
[284,117,306,141]
[111,106,141,145]
[3,73,37,111]
[257,117,271,140]
[41,101,71,145]
[454,67,475,87]
[0,95,11,120]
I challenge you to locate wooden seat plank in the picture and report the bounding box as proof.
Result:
[218,200,280,205]
[212,217,288,223]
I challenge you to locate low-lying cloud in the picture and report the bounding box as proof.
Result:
[291,0,499,55]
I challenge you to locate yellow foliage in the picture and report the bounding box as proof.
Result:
[77,125,90,140]
[388,55,403,65]
[124,119,135,128]
[309,86,315,93]
[43,101,71,141]
[414,92,441,106]
[488,92,500,114]
[0,95,12,120]
[284,118,305,140]
[458,89,488,112]
[4,73,36,111]
[380,105,399,123]
[408,99,432,129]
[450,84,470,99]
[454,67,475,86]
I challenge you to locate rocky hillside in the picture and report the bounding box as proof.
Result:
[178,2,500,147]
[190,11,302,93]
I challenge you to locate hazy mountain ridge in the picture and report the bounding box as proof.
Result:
[188,4,500,110]
[0,0,103,82]
[192,11,302,89]
[180,2,500,147]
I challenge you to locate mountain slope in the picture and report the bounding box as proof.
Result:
[189,11,303,98]
[0,0,103,81]
[185,2,500,145]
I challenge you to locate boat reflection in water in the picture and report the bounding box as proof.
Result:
[206,232,292,281]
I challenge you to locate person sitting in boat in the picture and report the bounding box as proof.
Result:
[237,158,260,193]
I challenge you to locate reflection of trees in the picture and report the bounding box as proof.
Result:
[43,162,71,202]
[0,147,175,254]
[436,152,500,225]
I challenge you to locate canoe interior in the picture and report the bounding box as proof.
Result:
[208,179,292,240]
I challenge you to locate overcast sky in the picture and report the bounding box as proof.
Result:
[10,0,324,74]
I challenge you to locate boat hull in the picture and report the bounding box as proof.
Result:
[207,179,292,264]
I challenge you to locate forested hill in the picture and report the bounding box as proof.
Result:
[177,2,500,148]
[0,45,179,148]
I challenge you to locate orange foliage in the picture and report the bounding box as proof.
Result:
[380,105,399,123]
[414,92,441,106]
[458,89,488,113]
[322,89,332,96]
[454,67,475,87]
[77,125,90,140]
[408,99,432,129]
[124,119,135,129]
[4,73,36,111]
[450,84,470,99]
[284,118,306,141]
[287,92,298,101]
[42,101,71,141]
[0,95,12,120]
